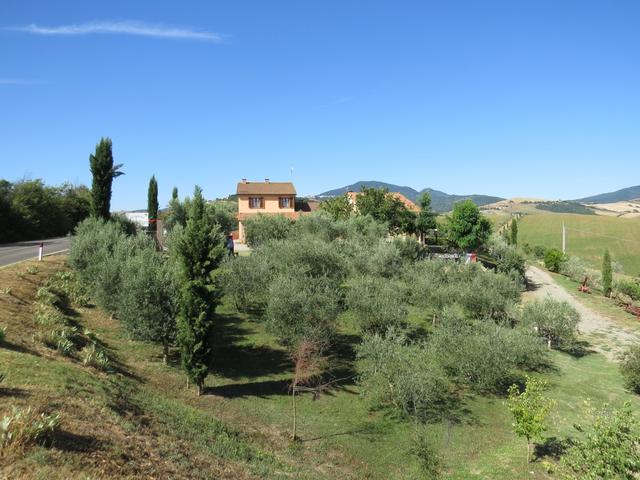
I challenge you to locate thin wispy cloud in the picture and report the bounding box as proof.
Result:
[12,21,224,42]
[0,78,44,85]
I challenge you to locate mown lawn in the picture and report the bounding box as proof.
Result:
[2,257,640,479]
[518,212,640,276]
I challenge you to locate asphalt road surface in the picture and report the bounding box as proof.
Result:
[0,237,71,267]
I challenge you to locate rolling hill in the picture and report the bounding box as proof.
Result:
[316,181,503,213]
[575,185,640,204]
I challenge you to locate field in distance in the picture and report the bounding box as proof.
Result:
[518,212,640,276]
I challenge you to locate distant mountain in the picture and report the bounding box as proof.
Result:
[316,181,503,213]
[575,186,640,204]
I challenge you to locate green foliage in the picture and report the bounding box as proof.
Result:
[45,271,90,307]
[446,200,492,251]
[533,245,547,259]
[320,194,352,220]
[89,137,124,220]
[206,200,237,235]
[535,201,595,215]
[620,345,640,394]
[147,175,158,233]
[0,406,61,453]
[510,218,518,246]
[507,376,554,463]
[415,192,438,238]
[119,248,179,362]
[173,186,226,393]
[345,276,408,333]
[520,298,579,349]
[562,402,640,479]
[355,187,417,234]
[392,237,423,263]
[410,426,443,479]
[265,271,342,349]
[345,238,403,279]
[244,214,293,247]
[81,343,111,371]
[615,278,640,302]
[356,330,455,422]
[221,254,272,313]
[0,179,90,242]
[602,249,613,297]
[544,248,565,272]
[164,187,188,231]
[486,235,526,279]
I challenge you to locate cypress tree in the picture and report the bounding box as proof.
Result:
[602,249,612,297]
[510,218,518,246]
[174,186,226,395]
[89,138,124,220]
[147,175,159,233]
[172,186,178,201]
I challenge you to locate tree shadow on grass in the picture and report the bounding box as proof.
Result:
[1,340,42,357]
[208,313,291,379]
[205,378,291,398]
[534,436,571,460]
[0,387,30,398]
[54,429,106,453]
[558,340,596,359]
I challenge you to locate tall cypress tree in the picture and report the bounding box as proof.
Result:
[511,218,518,246]
[171,186,178,201]
[89,138,124,220]
[174,186,226,395]
[602,249,612,297]
[147,175,159,233]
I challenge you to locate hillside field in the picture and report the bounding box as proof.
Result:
[2,257,640,478]
[518,212,640,276]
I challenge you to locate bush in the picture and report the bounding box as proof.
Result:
[621,345,640,394]
[392,237,423,263]
[533,245,546,259]
[81,343,111,371]
[615,279,640,302]
[485,235,525,279]
[560,255,590,283]
[344,238,403,278]
[345,276,408,333]
[244,214,293,247]
[221,254,273,312]
[544,248,564,272]
[410,427,442,478]
[520,298,580,349]
[35,287,61,307]
[356,330,456,422]
[34,304,66,327]
[118,247,179,361]
[265,271,342,348]
[0,406,61,453]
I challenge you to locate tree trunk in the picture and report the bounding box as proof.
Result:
[163,342,169,365]
[197,383,202,396]
[292,388,297,441]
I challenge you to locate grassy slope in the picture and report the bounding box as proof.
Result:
[518,212,640,275]
[2,257,640,479]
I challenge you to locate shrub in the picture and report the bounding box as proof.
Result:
[81,343,111,371]
[244,214,293,247]
[26,266,39,275]
[345,276,408,333]
[265,271,342,349]
[221,254,273,312]
[34,304,66,327]
[0,406,61,453]
[486,235,525,279]
[392,237,423,263]
[345,238,403,278]
[544,248,564,272]
[46,271,90,307]
[410,427,442,479]
[615,279,640,302]
[118,247,179,363]
[561,402,640,479]
[621,345,640,394]
[533,245,546,259]
[560,255,589,283]
[520,298,579,349]
[356,330,455,422]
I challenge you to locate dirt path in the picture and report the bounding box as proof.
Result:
[526,265,639,361]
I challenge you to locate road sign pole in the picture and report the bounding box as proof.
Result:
[38,242,44,261]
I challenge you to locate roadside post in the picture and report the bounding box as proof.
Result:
[38,242,44,261]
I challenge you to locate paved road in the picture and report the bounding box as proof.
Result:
[526,265,639,360]
[0,237,71,267]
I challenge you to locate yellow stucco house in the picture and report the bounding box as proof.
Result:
[236,179,298,243]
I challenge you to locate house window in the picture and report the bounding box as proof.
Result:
[249,197,263,209]
[279,196,292,209]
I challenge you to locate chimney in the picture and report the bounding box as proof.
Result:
[265,178,270,183]
[241,178,247,183]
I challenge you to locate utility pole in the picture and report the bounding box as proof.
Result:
[562,222,566,254]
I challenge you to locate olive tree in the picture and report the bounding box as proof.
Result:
[520,298,579,349]
[345,276,408,333]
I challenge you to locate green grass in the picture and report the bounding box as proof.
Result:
[4,257,640,479]
[518,212,640,275]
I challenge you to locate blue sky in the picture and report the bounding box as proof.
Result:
[1,1,639,210]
